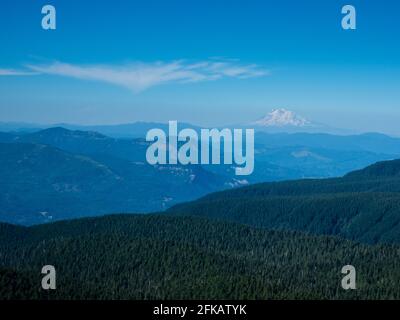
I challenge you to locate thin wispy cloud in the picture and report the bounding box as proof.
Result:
[0,69,37,76]
[25,59,269,92]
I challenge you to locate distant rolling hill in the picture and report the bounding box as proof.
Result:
[256,131,400,154]
[168,159,400,245]
[3,118,400,153]
[1,214,399,299]
[0,121,202,139]
[2,125,398,182]
[5,126,150,162]
[0,141,231,225]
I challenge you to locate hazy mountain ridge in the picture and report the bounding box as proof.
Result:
[0,126,399,225]
[17,125,399,180]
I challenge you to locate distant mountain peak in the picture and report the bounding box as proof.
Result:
[253,108,311,127]
[36,127,108,139]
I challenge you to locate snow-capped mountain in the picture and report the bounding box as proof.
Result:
[248,108,351,134]
[252,108,311,127]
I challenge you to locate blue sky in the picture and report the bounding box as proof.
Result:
[0,0,399,134]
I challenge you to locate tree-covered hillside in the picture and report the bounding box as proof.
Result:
[0,141,230,225]
[0,215,399,300]
[169,159,400,244]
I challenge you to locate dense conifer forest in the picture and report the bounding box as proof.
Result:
[1,215,399,300]
[168,160,400,244]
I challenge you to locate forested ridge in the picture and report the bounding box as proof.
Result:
[168,159,400,244]
[1,215,400,300]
